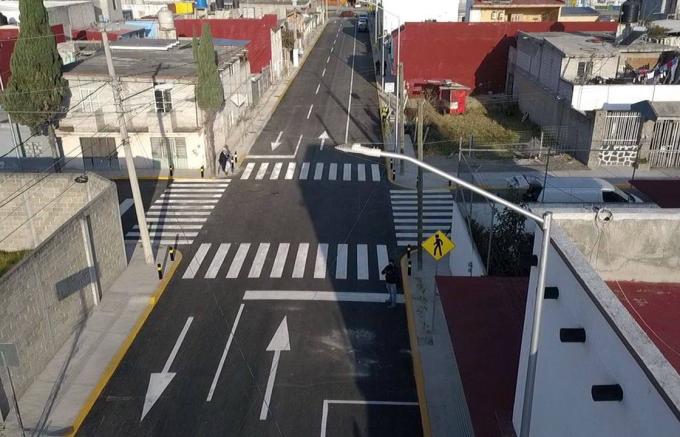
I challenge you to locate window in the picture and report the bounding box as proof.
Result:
[79,88,100,113]
[602,191,628,203]
[577,61,593,80]
[154,86,172,113]
[151,137,187,169]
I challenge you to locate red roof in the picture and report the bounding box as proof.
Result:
[608,281,680,375]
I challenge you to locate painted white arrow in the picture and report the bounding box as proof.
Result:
[141,316,193,421]
[259,316,290,421]
[270,131,284,151]
[318,131,330,151]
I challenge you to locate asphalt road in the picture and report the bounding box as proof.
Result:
[79,17,421,437]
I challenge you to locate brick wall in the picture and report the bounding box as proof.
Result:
[0,173,126,398]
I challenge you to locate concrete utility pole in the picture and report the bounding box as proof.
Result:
[398,62,405,174]
[101,32,154,264]
[417,99,424,270]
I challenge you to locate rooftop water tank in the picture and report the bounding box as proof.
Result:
[620,0,640,24]
[158,7,174,31]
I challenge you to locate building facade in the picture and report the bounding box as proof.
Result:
[56,40,252,171]
[467,0,564,22]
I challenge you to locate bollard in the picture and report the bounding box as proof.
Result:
[169,164,174,178]
[448,180,452,189]
[234,151,238,165]
[392,166,396,180]
[169,247,175,262]
[157,263,163,280]
[408,259,412,276]
[407,244,412,260]
[200,165,205,178]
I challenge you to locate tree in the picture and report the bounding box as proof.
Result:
[0,0,65,169]
[194,24,224,177]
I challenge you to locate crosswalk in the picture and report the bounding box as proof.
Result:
[390,189,454,247]
[123,179,230,246]
[240,161,382,182]
[182,242,390,281]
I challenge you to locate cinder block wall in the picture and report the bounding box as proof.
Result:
[0,173,126,397]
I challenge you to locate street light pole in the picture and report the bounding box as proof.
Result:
[101,32,154,265]
[337,143,553,437]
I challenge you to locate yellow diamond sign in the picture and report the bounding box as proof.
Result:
[422,230,455,261]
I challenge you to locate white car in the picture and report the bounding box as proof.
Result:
[508,175,643,204]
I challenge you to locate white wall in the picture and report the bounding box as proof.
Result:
[381,0,459,34]
[571,84,680,111]
[513,225,680,437]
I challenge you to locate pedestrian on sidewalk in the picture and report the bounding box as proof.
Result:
[382,259,399,308]
[218,147,228,175]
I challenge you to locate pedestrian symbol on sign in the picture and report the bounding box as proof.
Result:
[422,231,455,261]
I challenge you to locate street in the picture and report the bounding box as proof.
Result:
[79,17,422,436]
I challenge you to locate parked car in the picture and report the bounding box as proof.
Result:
[507,175,643,204]
[357,17,368,32]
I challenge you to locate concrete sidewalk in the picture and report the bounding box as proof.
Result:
[401,254,475,437]
[3,244,181,437]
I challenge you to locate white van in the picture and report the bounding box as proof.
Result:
[508,176,642,204]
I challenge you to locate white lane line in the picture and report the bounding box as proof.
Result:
[320,400,418,437]
[371,164,380,182]
[357,164,366,181]
[315,84,320,95]
[356,244,368,280]
[314,163,324,180]
[150,205,214,210]
[392,205,454,211]
[300,162,310,180]
[119,198,134,216]
[307,104,314,120]
[292,243,309,278]
[244,290,405,303]
[398,241,419,246]
[313,243,328,279]
[395,225,444,230]
[394,218,453,224]
[133,224,203,230]
[390,194,453,199]
[126,231,199,238]
[335,244,348,279]
[322,68,326,77]
[331,47,334,53]
[270,162,283,180]
[392,212,452,217]
[153,199,218,204]
[160,194,222,198]
[326,56,330,63]
[125,239,194,245]
[165,189,226,194]
[344,23,357,143]
[328,163,337,181]
[205,243,231,279]
[255,162,269,180]
[171,178,230,183]
[343,163,351,181]
[241,162,255,180]
[285,162,296,180]
[390,189,451,193]
[206,303,245,402]
[170,184,230,188]
[397,232,441,238]
[270,243,290,278]
[145,217,208,223]
[183,243,211,279]
[391,200,454,205]
[226,243,251,278]
[248,243,271,278]
[377,245,389,281]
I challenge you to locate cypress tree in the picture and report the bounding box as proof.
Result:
[194,24,224,177]
[0,0,65,169]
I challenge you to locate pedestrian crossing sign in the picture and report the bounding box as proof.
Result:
[422,231,455,261]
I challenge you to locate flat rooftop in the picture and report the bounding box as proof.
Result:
[63,40,246,81]
[520,31,674,57]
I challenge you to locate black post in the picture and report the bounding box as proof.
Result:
[234,151,238,165]
[408,259,412,276]
[407,244,411,260]
[157,263,163,280]
[169,247,175,262]
[169,164,174,178]
[200,165,205,178]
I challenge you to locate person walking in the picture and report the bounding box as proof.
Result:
[218,148,228,175]
[381,259,399,308]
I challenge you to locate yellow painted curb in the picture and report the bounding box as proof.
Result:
[400,254,433,437]
[67,250,183,436]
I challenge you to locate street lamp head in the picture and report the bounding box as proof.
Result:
[336,143,383,158]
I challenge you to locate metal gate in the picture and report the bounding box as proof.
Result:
[650,119,680,168]
[599,111,641,166]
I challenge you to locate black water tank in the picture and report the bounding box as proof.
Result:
[620,0,640,24]
[215,0,224,9]
[0,12,8,26]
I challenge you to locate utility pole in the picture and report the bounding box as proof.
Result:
[101,32,154,264]
[417,99,424,270]
[398,62,405,174]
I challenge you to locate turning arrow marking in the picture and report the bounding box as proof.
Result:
[270,131,284,151]
[259,316,290,421]
[318,131,330,151]
[141,316,193,421]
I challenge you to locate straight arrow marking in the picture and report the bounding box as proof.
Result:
[141,316,193,421]
[270,131,284,151]
[259,316,290,421]
[318,131,329,151]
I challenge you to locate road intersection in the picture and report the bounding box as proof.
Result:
[82,17,421,436]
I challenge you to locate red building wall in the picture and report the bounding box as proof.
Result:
[175,16,278,74]
[396,21,618,95]
[0,25,66,87]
